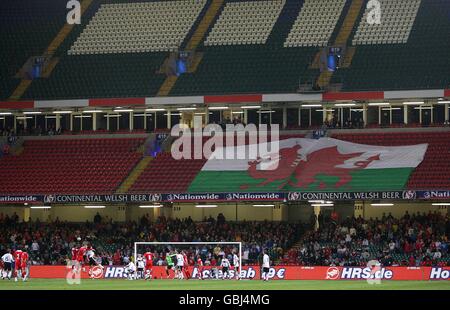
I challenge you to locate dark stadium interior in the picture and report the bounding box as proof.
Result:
[0,0,449,287]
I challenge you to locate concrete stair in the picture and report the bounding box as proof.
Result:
[115,156,153,194]
[156,0,224,96]
[8,80,32,101]
[334,0,364,46]
[185,0,225,51]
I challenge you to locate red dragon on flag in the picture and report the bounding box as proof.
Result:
[241,144,380,190]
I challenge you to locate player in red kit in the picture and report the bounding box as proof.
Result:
[143,251,153,280]
[76,245,88,272]
[20,251,29,282]
[13,249,23,282]
[196,256,204,280]
[71,246,78,269]
[182,251,191,280]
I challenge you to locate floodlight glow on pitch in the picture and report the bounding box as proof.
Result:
[84,205,106,209]
[431,203,450,206]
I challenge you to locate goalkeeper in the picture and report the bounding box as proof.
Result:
[165,251,176,279]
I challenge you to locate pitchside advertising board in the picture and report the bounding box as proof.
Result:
[29,266,450,280]
[1,190,450,204]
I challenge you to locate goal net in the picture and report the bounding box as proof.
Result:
[134,242,242,280]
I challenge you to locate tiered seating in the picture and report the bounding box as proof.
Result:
[331,132,450,189]
[0,138,145,194]
[129,134,305,193]
[352,0,421,45]
[69,1,206,54]
[129,152,206,193]
[171,45,317,95]
[23,53,166,100]
[0,0,67,100]
[284,0,346,47]
[205,0,285,46]
[333,0,450,90]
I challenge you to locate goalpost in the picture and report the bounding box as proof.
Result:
[134,242,242,278]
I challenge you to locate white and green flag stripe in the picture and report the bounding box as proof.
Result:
[188,138,428,192]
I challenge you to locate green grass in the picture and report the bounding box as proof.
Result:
[0,279,449,290]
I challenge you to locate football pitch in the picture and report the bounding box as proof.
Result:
[0,279,448,290]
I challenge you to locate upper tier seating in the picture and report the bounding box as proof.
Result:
[69,1,207,54]
[205,0,285,46]
[333,0,450,90]
[1,0,448,100]
[331,132,450,190]
[129,134,305,193]
[352,0,421,45]
[23,53,166,100]
[284,0,346,47]
[0,138,145,195]
[0,0,68,100]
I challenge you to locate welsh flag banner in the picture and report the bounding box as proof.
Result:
[187,138,428,192]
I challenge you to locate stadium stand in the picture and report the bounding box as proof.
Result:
[290,211,449,267]
[205,0,285,46]
[0,0,68,100]
[333,0,450,90]
[0,137,145,194]
[352,0,421,45]
[1,0,448,100]
[331,131,450,190]
[69,1,207,54]
[284,0,346,47]
[128,133,306,193]
[0,215,302,266]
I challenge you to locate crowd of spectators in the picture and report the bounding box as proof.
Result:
[0,213,302,266]
[282,211,449,267]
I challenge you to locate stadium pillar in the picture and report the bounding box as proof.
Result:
[56,114,61,131]
[378,107,381,125]
[404,106,408,125]
[419,107,422,124]
[354,201,364,219]
[445,103,449,122]
[93,114,97,131]
[23,207,30,222]
[363,107,367,126]
[313,206,320,231]
[130,112,134,131]
[283,107,287,129]
[167,111,171,129]
[116,206,126,222]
